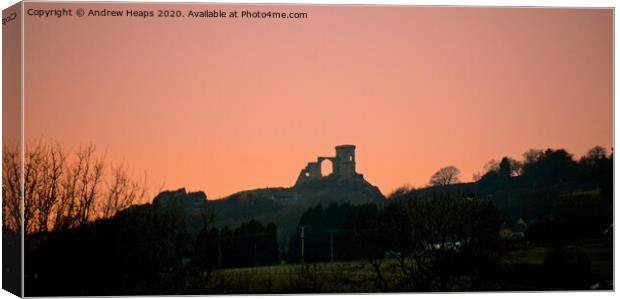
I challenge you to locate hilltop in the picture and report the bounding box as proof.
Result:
[153,145,385,244]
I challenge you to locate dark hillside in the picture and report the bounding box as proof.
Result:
[206,174,385,245]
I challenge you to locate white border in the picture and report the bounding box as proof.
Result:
[0,1,617,299]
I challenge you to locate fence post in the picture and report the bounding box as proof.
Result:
[301,226,305,264]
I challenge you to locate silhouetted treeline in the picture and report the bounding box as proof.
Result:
[195,219,279,270]
[25,199,279,295]
[288,203,378,263]
[479,147,612,242]
[399,146,613,243]
[477,146,612,198]
[26,203,195,296]
[290,195,511,291]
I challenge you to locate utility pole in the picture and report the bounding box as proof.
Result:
[301,226,305,264]
[330,231,334,263]
[254,241,258,267]
[218,234,222,269]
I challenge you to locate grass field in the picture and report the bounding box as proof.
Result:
[206,260,390,293]
[509,239,613,276]
[193,238,613,293]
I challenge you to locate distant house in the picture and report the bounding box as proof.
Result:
[500,218,528,238]
[512,218,528,237]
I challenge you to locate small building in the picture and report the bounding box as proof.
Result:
[499,218,528,238]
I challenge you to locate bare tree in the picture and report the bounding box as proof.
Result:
[53,145,105,230]
[523,149,544,164]
[76,145,105,225]
[473,160,499,181]
[388,184,413,199]
[580,145,608,167]
[375,196,504,291]
[32,143,65,233]
[429,166,461,187]
[398,197,468,290]
[100,163,147,219]
[23,143,45,234]
[3,141,147,236]
[3,144,22,232]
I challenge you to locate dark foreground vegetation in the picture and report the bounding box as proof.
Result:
[2,143,613,295]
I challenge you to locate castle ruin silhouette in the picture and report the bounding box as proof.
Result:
[295,145,364,185]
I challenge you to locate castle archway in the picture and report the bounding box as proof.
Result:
[320,158,333,177]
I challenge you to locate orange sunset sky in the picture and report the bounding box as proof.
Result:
[20,3,612,200]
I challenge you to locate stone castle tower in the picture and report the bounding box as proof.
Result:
[295,145,362,185]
